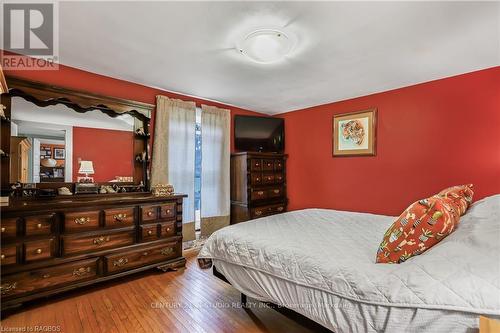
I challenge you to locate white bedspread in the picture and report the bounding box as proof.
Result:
[199,195,500,330]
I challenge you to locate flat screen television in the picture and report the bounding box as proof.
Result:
[234,115,284,153]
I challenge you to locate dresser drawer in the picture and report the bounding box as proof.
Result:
[24,238,55,262]
[1,218,18,239]
[104,208,135,228]
[24,214,54,236]
[274,159,284,171]
[141,205,158,222]
[250,173,263,185]
[62,230,134,256]
[275,173,284,183]
[0,258,98,298]
[64,211,100,232]
[1,245,17,266]
[268,186,284,198]
[160,221,176,238]
[140,224,159,242]
[104,241,180,274]
[262,173,275,184]
[251,203,286,219]
[250,189,268,201]
[160,203,176,219]
[262,159,274,171]
[250,159,262,171]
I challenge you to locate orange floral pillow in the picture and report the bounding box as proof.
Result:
[438,184,474,215]
[376,185,474,264]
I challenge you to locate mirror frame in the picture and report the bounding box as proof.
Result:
[1,76,155,195]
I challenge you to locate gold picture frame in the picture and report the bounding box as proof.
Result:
[333,108,377,157]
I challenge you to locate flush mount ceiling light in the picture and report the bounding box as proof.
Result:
[237,28,295,64]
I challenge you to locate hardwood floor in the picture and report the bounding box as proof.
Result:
[1,250,330,333]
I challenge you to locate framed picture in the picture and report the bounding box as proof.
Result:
[53,148,65,159]
[333,108,377,156]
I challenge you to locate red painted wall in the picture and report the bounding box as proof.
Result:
[3,53,264,152]
[72,127,134,182]
[279,67,500,216]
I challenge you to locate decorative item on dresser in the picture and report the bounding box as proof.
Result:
[230,152,288,224]
[0,193,186,311]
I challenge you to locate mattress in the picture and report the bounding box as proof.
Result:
[198,195,500,332]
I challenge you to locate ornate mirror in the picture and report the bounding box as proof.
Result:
[0,76,154,196]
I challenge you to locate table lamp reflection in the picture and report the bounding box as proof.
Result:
[78,160,94,183]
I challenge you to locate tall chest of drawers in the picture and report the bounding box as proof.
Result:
[0,193,186,311]
[230,152,288,224]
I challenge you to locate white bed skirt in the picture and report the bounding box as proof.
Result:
[215,259,484,333]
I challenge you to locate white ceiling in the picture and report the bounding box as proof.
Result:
[57,1,499,115]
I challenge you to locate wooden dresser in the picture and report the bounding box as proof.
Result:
[0,193,186,310]
[230,152,287,224]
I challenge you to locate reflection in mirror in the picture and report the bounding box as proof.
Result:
[10,97,135,184]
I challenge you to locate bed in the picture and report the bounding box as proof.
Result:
[198,195,500,332]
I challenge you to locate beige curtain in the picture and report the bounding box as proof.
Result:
[200,104,231,237]
[0,65,7,94]
[151,96,196,241]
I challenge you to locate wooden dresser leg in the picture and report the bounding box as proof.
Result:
[1,302,23,317]
[241,293,248,308]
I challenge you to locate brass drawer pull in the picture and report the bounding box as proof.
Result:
[267,177,272,181]
[277,207,284,212]
[161,248,173,256]
[1,254,5,259]
[273,189,280,194]
[255,210,262,216]
[147,211,154,217]
[113,213,127,221]
[113,258,129,267]
[37,223,43,229]
[1,282,17,295]
[165,209,171,214]
[255,177,260,181]
[257,191,264,196]
[267,163,272,167]
[147,230,154,236]
[35,248,43,254]
[93,236,110,245]
[75,217,90,225]
[1,227,5,232]
[73,267,91,276]
[42,273,51,279]
[142,251,149,256]
[166,227,171,232]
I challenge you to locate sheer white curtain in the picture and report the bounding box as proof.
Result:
[151,96,196,241]
[200,105,230,237]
